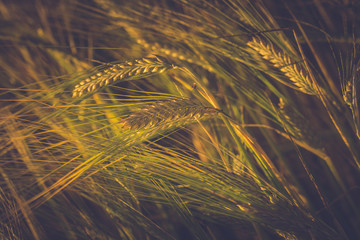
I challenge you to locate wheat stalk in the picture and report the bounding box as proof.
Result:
[121,98,220,130]
[247,37,317,95]
[72,55,175,97]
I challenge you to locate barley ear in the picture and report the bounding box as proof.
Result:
[278,98,321,149]
[343,81,352,106]
[343,80,360,139]
[137,39,215,73]
[72,55,175,97]
[121,98,220,130]
[247,37,317,95]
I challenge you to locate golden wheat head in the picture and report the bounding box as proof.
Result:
[343,81,353,106]
[137,39,215,73]
[247,37,317,95]
[278,98,321,148]
[72,55,174,97]
[121,98,220,129]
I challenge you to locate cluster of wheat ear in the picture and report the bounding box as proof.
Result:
[247,37,317,95]
[121,98,220,130]
[72,55,174,97]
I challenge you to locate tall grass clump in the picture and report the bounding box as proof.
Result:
[1,0,360,239]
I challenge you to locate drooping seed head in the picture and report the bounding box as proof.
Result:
[121,98,220,130]
[247,37,317,95]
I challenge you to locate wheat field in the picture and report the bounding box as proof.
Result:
[1,0,360,239]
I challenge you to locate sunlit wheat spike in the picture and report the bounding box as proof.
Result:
[137,39,215,73]
[121,98,220,129]
[72,55,175,97]
[247,37,316,95]
[343,81,352,106]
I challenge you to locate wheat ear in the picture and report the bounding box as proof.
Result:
[137,39,215,73]
[121,98,220,130]
[343,80,352,106]
[73,55,174,97]
[278,98,321,148]
[247,38,316,95]
[343,80,360,139]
